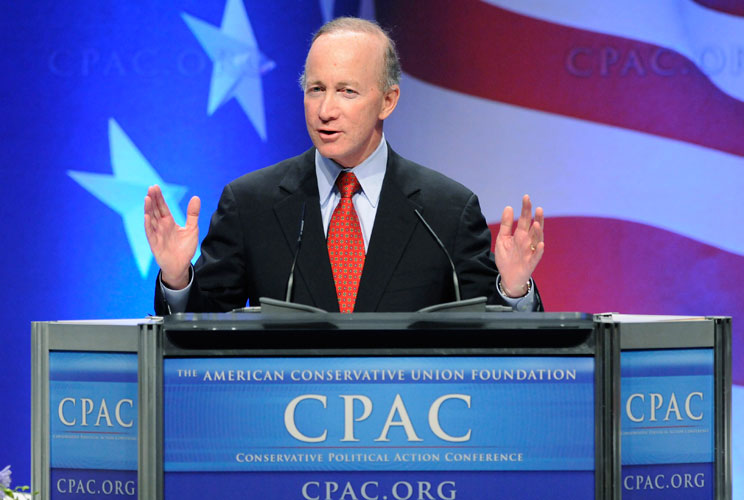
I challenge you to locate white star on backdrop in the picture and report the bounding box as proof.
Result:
[68,119,191,278]
[182,0,275,141]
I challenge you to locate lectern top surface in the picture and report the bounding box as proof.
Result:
[48,317,162,326]
[163,311,593,332]
[598,313,712,323]
[159,312,597,356]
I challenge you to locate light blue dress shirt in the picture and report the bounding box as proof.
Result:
[316,133,388,250]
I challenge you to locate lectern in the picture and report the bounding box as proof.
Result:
[32,313,731,499]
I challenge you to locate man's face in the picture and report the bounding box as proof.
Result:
[303,31,399,168]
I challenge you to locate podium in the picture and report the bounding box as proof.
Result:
[32,313,731,499]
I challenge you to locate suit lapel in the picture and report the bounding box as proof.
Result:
[355,150,421,312]
[273,150,340,312]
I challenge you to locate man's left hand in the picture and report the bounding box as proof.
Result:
[494,194,544,297]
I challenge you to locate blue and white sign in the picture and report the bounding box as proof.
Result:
[621,349,715,499]
[50,352,138,499]
[164,356,595,499]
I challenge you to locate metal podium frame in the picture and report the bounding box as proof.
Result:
[595,314,732,499]
[31,313,731,500]
[31,319,158,500]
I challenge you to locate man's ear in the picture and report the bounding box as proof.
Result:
[379,85,400,120]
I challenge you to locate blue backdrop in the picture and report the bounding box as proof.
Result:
[1,0,364,484]
[2,1,741,496]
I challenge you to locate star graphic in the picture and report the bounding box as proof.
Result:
[182,0,275,141]
[68,119,190,278]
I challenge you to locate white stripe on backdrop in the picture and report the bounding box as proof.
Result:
[386,73,744,256]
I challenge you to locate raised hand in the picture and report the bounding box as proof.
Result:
[494,194,544,297]
[144,185,200,289]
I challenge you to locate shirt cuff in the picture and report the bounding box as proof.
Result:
[496,275,537,312]
[159,267,194,314]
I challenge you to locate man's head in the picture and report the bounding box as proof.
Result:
[301,17,401,168]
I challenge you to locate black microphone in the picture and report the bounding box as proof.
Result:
[238,202,325,314]
[285,202,306,302]
[257,202,325,314]
[414,208,461,302]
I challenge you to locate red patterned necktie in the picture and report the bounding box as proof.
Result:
[327,172,365,313]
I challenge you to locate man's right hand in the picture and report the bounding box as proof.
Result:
[144,185,201,290]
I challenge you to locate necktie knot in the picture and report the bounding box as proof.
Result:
[336,172,361,199]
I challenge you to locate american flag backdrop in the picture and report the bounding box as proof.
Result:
[0,0,740,494]
[379,1,743,495]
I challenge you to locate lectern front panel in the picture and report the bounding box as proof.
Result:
[162,356,595,499]
[49,352,138,499]
[620,349,715,499]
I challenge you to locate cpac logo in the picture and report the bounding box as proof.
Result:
[285,394,471,443]
[625,392,704,423]
[58,397,134,428]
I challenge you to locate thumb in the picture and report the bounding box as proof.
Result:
[185,196,201,229]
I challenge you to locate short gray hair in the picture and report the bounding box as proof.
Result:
[299,17,401,92]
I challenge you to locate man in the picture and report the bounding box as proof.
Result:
[145,17,544,314]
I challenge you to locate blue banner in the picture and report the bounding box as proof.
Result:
[50,469,136,499]
[621,349,715,499]
[165,470,594,500]
[49,352,138,500]
[164,357,594,474]
[621,464,714,499]
[621,349,714,466]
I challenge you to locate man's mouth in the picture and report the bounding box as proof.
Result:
[319,129,340,137]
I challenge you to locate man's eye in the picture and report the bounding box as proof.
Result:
[309,86,323,93]
[342,88,357,96]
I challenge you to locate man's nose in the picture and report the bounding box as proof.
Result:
[318,93,339,121]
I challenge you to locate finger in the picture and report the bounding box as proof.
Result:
[144,213,160,241]
[144,192,155,228]
[147,185,164,210]
[521,240,545,279]
[151,185,173,220]
[146,211,160,233]
[498,205,514,237]
[535,206,544,238]
[531,240,545,264]
[517,194,533,231]
[146,186,163,218]
[144,213,153,238]
[529,219,543,245]
[185,196,201,229]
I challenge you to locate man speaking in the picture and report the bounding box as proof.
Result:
[145,17,545,314]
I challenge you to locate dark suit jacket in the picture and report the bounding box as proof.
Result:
[155,146,542,314]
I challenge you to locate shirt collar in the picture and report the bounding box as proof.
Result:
[315,134,388,208]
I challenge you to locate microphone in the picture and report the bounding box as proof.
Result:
[236,202,325,314]
[256,203,325,314]
[285,202,306,302]
[414,209,492,312]
[414,209,461,302]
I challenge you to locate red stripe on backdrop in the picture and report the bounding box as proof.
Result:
[488,217,743,385]
[376,0,744,158]
[694,0,744,17]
